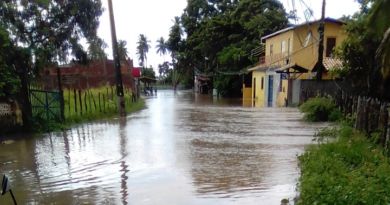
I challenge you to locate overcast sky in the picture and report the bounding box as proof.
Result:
[97,0,361,70]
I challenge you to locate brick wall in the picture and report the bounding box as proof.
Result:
[42,59,136,90]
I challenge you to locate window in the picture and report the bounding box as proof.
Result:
[281,40,286,54]
[287,38,291,55]
[261,77,264,90]
[326,37,336,57]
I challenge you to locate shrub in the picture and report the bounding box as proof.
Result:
[300,97,341,122]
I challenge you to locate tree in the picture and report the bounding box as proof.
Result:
[88,37,107,61]
[136,34,151,67]
[338,0,390,100]
[174,0,287,96]
[158,61,171,77]
[167,16,184,90]
[0,27,20,98]
[368,0,390,79]
[0,0,103,128]
[117,40,129,61]
[156,37,168,56]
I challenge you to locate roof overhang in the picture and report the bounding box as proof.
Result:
[275,63,308,74]
[261,17,345,41]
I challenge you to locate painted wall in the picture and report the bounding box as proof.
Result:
[291,21,346,79]
[252,71,266,107]
[242,84,252,107]
[263,21,346,79]
[264,30,294,67]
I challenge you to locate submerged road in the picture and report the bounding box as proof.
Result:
[0,90,326,204]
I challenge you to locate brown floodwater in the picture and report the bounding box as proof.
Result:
[0,90,327,205]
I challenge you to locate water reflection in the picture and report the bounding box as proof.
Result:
[0,90,326,205]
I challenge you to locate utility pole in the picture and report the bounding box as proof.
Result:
[107,0,126,116]
[314,0,326,81]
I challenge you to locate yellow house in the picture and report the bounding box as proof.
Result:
[244,18,346,107]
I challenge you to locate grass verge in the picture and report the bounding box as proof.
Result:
[32,86,145,132]
[297,123,390,204]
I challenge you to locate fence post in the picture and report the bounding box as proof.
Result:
[68,89,71,115]
[78,90,83,115]
[103,94,106,113]
[56,67,65,121]
[355,96,362,130]
[379,103,388,146]
[74,89,77,114]
[91,91,97,112]
[84,91,88,113]
[98,92,102,112]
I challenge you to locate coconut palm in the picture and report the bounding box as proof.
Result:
[369,0,390,78]
[156,37,168,56]
[136,34,151,67]
[117,40,128,61]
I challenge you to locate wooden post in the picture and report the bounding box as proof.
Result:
[78,90,83,115]
[56,67,65,121]
[103,94,106,113]
[68,89,71,114]
[91,91,97,112]
[84,91,88,113]
[379,103,388,146]
[74,89,77,114]
[98,92,102,112]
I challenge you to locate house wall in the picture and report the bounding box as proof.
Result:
[252,71,266,107]
[290,21,346,79]
[264,30,294,67]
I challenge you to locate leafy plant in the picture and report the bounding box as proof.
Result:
[300,97,341,122]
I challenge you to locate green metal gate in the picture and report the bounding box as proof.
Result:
[29,89,62,122]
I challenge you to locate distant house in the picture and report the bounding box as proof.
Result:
[42,59,136,91]
[243,17,345,107]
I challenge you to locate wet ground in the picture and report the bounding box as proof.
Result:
[0,90,326,205]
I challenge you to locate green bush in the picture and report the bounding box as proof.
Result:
[297,125,390,205]
[300,97,341,122]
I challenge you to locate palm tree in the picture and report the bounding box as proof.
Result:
[369,0,390,79]
[117,40,128,61]
[156,37,168,56]
[136,34,151,67]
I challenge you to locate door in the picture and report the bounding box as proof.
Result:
[253,78,256,106]
[268,76,273,107]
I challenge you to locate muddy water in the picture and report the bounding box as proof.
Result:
[0,90,326,205]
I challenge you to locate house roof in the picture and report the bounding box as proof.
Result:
[261,17,345,41]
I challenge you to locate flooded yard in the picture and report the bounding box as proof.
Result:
[0,90,326,204]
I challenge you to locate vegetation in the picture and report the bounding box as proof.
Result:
[0,0,103,128]
[164,0,288,96]
[297,124,390,205]
[32,86,145,132]
[0,27,20,97]
[136,34,151,67]
[299,97,342,122]
[63,86,144,124]
[337,0,390,100]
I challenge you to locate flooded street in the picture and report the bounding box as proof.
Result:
[0,90,326,205]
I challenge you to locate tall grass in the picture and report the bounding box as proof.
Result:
[63,86,144,123]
